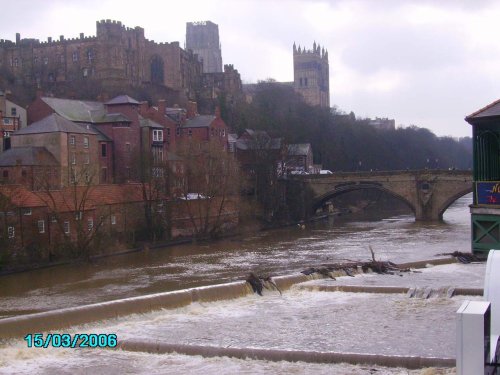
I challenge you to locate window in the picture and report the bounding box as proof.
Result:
[153,129,163,142]
[299,78,303,86]
[70,135,76,146]
[87,49,93,62]
[176,128,180,136]
[51,215,57,223]
[2,170,8,179]
[59,54,64,63]
[64,221,70,234]
[101,143,107,157]
[125,143,131,153]
[304,77,308,86]
[84,153,90,164]
[34,56,38,64]
[188,129,192,137]
[72,51,79,62]
[13,58,19,67]
[22,208,32,216]
[11,108,16,116]
[87,218,93,231]
[43,57,49,65]
[211,128,214,137]
[71,152,76,165]
[21,169,27,178]
[70,168,76,183]
[83,137,89,148]
[84,171,90,183]
[8,226,15,239]
[111,215,116,225]
[222,129,226,137]
[38,220,45,234]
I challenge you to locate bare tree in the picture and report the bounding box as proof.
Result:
[33,162,107,260]
[174,138,240,239]
[130,148,171,241]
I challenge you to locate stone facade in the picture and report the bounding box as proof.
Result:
[186,21,223,73]
[0,20,203,101]
[293,42,329,107]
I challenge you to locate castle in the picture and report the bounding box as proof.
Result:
[293,42,330,108]
[0,20,204,102]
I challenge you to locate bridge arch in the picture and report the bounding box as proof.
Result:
[312,183,416,216]
[437,186,473,220]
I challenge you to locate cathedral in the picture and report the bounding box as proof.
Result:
[293,42,330,108]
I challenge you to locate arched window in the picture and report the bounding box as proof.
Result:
[150,55,164,84]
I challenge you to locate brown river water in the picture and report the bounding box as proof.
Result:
[0,194,472,319]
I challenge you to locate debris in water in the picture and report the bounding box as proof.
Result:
[245,273,282,296]
[436,251,481,264]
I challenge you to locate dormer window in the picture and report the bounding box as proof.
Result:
[153,129,163,142]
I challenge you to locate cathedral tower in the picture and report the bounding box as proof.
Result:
[186,21,223,73]
[293,42,329,107]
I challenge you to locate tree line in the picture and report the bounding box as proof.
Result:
[221,80,472,172]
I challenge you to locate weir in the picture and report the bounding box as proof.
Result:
[0,257,458,339]
[1,256,476,371]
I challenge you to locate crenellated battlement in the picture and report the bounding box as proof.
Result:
[293,41,328,60]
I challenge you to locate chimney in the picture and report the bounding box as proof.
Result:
[138,101,149,114]
[157,99,167,115]
[16,33,20,44]
[186,101,198,119]
[215,105,221,119]
[36,89,44,98]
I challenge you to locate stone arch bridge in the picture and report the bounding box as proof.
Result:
[286,170,472,221]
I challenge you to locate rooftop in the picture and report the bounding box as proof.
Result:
[184,115,215,128]
[105,95,140,106]
[41,97,131,124]
[14,113,97,135]
[0,146,58,167]
[287,143,311,156]
[466,98,500,123]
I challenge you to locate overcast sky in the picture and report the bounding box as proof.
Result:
[3,0,500,137]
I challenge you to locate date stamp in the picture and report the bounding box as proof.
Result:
[24,333,117,348]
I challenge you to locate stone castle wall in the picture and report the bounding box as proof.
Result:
[0,20,203,100]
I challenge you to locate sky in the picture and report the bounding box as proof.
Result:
[2,0,500,138]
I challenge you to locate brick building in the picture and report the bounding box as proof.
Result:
[4,113,98,188]
[0,90,26,152]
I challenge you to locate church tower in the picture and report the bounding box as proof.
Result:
[186,21,223,73]
[293,42,330,107]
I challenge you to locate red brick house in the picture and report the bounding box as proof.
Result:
[1,113,98,188]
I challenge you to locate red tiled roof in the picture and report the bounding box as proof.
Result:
[0,183,149,211]
[0,185,46,208]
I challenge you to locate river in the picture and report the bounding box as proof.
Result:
[0,193,472,319]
